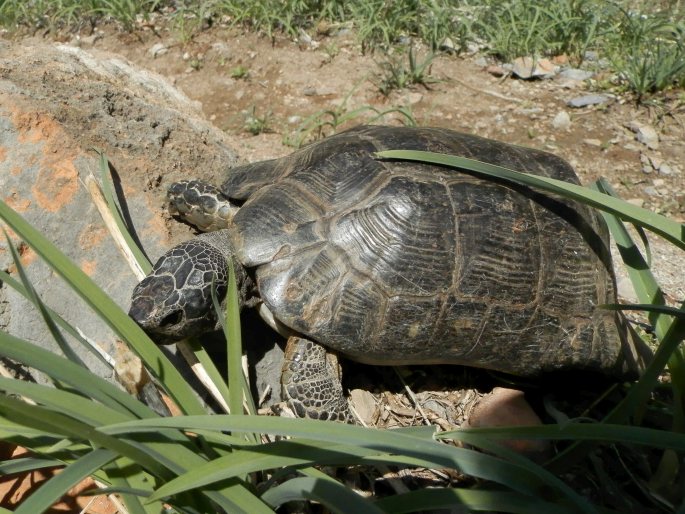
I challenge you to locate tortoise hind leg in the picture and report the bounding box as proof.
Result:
[281,336,353,423]
[167,180,239,232]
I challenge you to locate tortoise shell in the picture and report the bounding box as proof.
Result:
[221,125,637,378]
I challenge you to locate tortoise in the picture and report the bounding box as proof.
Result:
[129,125,650,422]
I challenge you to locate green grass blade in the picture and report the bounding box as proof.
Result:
[375,488,579,514]
[0,330,154,419]
[0,376,134,426]
[605,304,685,318]
[374,150,685,249]
[226,262,248,418]
[106,462,160,514]
[588,185,685,426]
[182,337,233,411]
[95,150,152,274]
[0,457,63,475]
[4,231,86,369]
[14,448,117,514]
[261,476,384,513]
[590,179,671,332]
[441,423,685,451]
[0,198,205,414]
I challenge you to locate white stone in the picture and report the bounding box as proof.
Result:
[551,111,571,130]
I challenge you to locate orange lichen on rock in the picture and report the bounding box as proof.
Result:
[10,109,82,213]
[30,156,79,213]
[78,223,109,251]
[80,259,97,276]
[3,190,31,212]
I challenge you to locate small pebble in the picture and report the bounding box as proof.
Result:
[658,163,673,175]
[558,68,593,81]
[567,94,611,108]
[148,43,168,57]
[551,111,571,130]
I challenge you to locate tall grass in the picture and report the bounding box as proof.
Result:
[1,1,684,96]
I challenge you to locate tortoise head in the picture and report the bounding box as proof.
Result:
[129,238,229,341]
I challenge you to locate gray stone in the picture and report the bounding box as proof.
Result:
[658,163,673,175]
[0,42,239,385]
[566,94,611,108]
[511,56,557,79]
[148,43,168,58]
[558,68,593,81]
[616,276,638,303]
[439,37,460,54]
[632,124,659,150]
[551,111,571,130]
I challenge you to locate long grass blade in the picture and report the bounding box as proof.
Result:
[0,394,170,479]
[374,150,685,249]
[93,144,151,275]
[0,376,133,426]
[4,231,86,369]
[0,457,62,475]
[261,476,384,513]
[375,488,579,514]
[0,330,154,419]
[226,262,247,417]
[441,423,685,451]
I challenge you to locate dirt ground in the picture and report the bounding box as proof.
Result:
[32,21,682,304]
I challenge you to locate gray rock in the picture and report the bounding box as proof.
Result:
[558,68,593,81]
[511,56,557,79]
[148,43,168,58]
[616,276,638,303]
[566,94,611,108]
[658,163,673,175]
[551,111,571,130]
[631,123,660,150]
[439,37,460,54]
[0,42,239,385]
